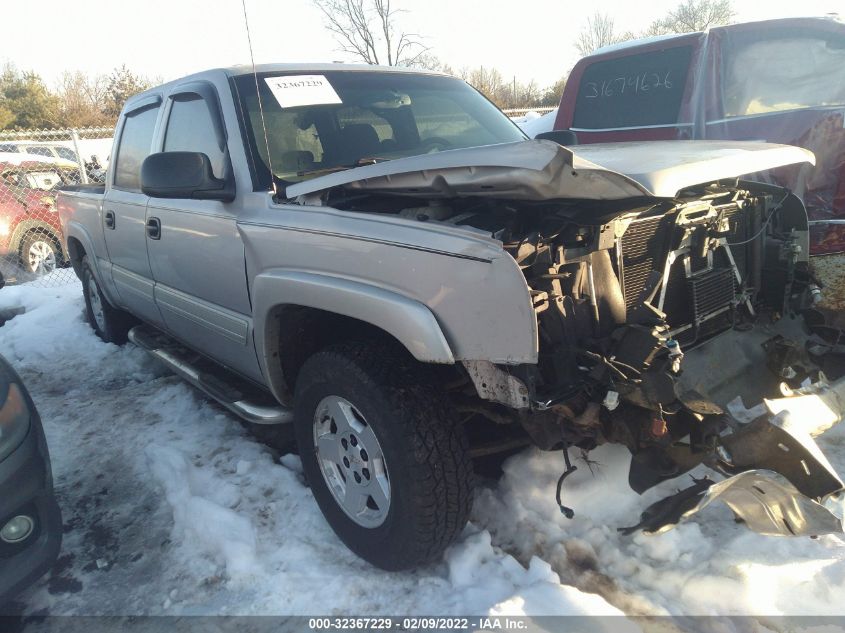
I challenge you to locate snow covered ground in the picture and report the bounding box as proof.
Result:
[4,280,845,622]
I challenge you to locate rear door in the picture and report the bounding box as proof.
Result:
[556,36,702,143]
[145,81,261,381]
[102,97,165,326]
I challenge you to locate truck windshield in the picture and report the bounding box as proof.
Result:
[233,70,526,189]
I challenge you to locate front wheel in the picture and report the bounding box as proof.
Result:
[294,343,473,570]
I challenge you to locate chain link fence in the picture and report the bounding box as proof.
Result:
[0,126,113,288]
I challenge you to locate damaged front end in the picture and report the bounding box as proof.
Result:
[291,139,845,537]
[506,179,845,538]
[507,181,845,538]
[621,378,845,537]
[470,175,845,538]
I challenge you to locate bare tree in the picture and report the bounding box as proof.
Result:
[313,0,429,66]
[539,74,567,107]
[462,66,509,106]
[455,67,547,109]
[406,53,456,76]
[644,0,734,35]
[55,71,111,128]
[575,12,635,57]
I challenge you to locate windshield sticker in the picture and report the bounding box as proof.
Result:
[264,75,342,109]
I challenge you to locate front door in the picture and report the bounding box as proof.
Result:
[145,83,261,381]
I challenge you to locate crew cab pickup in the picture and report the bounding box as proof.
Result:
[58,64,845,571]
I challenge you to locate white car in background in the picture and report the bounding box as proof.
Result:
[0,142,106,184]
[0,141,81,165]
[0,152,82,183]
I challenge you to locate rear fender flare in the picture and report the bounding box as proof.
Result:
[63,220,120,307]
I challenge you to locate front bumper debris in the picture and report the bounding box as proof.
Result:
[624,376,845,537]
[622,470,842,537]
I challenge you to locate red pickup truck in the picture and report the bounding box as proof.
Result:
[554,17,845,259]
[0,155,72,276]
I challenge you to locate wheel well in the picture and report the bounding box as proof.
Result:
[276,306,406,389]
[268,305,450,400]
[66,237,86,277]
[17,226,61,253]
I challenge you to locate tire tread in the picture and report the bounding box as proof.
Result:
[295,342,473,569]
[81,255,136,344]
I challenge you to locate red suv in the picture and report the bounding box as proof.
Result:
[0,156,71,276]
[555,17,845,256]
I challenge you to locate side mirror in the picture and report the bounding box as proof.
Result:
[141,152,234,202]
[535,130,579,146]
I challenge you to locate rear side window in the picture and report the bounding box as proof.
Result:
[25,146,53,157]
[163,95,226,178]
[114,104,160,191]
[572,46,693,129]
[722,33,845,117]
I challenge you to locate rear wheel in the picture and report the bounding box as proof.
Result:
[81,256,136,344]
[294,342,473,570]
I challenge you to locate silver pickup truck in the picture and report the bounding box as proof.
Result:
[59,63,845,570]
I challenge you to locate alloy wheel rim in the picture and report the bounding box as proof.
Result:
[27,240,56,274]
[313,395,391,528]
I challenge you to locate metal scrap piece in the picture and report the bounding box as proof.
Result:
[462,360,530,409]
[626,470,842,537]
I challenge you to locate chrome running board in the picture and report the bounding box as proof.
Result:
[128,324,293,425]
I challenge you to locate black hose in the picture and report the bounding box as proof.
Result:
[555,444,578,519]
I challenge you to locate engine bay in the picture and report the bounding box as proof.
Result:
[324,181,845,537]
[329,182,818,426]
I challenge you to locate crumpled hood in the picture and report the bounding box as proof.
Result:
[285,139,815,201]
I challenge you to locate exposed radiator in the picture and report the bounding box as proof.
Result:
[618,209,748,343]
[688,268,737,326]
[618,214,671,312]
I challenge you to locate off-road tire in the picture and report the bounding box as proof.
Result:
[294,342,473,570]
[81,255,136,344]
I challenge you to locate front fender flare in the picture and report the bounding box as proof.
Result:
[253,270,455,403]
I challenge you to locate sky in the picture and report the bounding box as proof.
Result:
[2,0,841,91]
